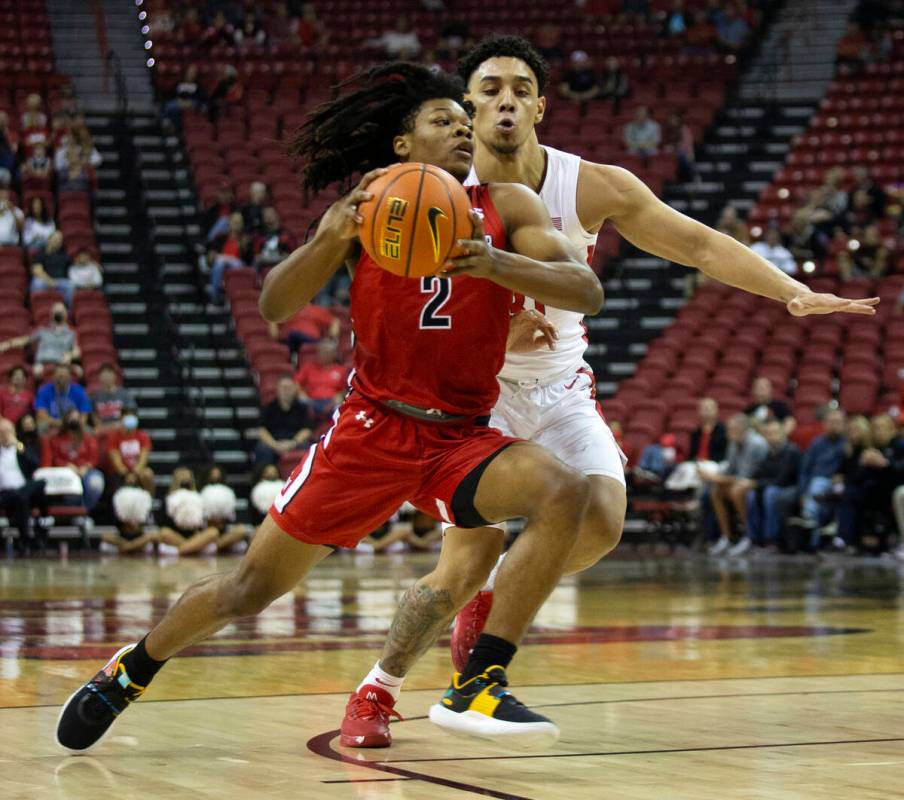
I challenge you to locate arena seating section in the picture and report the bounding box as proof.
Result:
[150,0,744,404]
[0,0,120,395]
[612,23,904,462]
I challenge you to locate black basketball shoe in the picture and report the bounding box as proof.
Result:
[56,644,146,752]
[428,665,559,746]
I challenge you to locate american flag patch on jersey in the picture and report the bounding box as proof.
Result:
[551,216,563,231]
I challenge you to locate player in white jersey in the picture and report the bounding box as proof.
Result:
[339,36,879,747]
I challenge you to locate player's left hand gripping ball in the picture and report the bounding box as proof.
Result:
[442,210,497,279]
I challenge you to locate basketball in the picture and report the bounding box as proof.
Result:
[358,163,473,278]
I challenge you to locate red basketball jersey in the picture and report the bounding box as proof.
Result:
[349,184,511,417]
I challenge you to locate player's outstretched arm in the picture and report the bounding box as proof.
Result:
[585,164,879,317]
[444,183,603,315]
[259,168,387,322]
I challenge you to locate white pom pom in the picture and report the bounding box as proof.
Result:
[112,487,153,525]
[201,483,236,521]
[166,489,205,530]
[251,479,283,514]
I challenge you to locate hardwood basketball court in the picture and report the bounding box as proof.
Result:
[2,551,903,799]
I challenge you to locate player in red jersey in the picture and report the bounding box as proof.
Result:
[342,36,883,751]
[56,63,602,752]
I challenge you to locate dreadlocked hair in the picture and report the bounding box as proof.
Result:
[290,62,467,194]
[457,34,550,94]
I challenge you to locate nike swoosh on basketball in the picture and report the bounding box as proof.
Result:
[426,207,447,264]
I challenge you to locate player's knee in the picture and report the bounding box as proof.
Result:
[428,550,499,603]
[539,464,590,528]
[582,485,626,559]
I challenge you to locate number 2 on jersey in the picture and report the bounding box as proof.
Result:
[420,276,452,329]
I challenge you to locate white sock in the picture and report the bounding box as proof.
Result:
[483,552,506,592]
[357,661,404,701]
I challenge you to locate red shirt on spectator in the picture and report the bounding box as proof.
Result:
[295,360,349,400]
[697,429,712,461]
[0,387,34,423]
[41,431,100,469]
[108,429,151,471]
[284,305,337,341]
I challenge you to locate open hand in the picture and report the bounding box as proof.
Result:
[787,292,879,316]
[507,309,558,353]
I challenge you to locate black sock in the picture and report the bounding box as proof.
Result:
[121,636,168,686]
[460,634,517,683]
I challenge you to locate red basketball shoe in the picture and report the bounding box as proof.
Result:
[339,684,402,748]
[450,590,494,673]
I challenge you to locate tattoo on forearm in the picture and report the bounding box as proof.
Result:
[379,583,455,677]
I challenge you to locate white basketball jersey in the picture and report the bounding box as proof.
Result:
[466,146,598,382]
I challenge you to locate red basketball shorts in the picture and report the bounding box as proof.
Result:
[268,392,521,548]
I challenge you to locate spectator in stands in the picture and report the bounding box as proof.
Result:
[295,339,350,417]
[716,204,751,244]
[792,167,848,259]
[836,20,867,69]
[702,414,768,555]
[715,2,749,52]
[0,366,33,425]
[270,304,340,356]
[200,10,235,49]
[623,106,661,157]
[745,377,794,433]
[559,51,601,107]
[29,231,73,307]
[162,64,206,128]
[0,112,19,186]
[23,197,56,253]
[751,226,798,275]
[234,9,267,47]
[684,10,717,53]
[895,479,904,561]
[241,181,269,235]
[207,211,251,304]
[253,207,295,271]
[203,183,236,242]
[22,144,52,185]
[34,362,90,430]
[57,146,91,193]
[863,26,893,66]
[0,417,47,554]
[267,2,300,50]
[255,375,312,466]
[662,112,697,182]
[849,166,886,220]
[207,64,244,123]
[791,407,846,548]
[41,407,105,511]
[637,432,679,480]
[0,188,24,246]
[838,224,888,280]
[664,0,687,36]
[533,22,562,64]
[366,17,421,59]
[599,56,630,112]
[90,363,134,433]
[16,413,40,465]
[175,8,204,45]
[831,415,873,551]
[689,397,728,463]
[732,418,801,556]
[0,302,81,380]
[63,119,102,171]
[20,94,48,156]
[68,249,104,291]
[107,407,154,494]
[297,1,329,49]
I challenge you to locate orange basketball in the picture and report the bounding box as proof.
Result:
[358,163,473,278]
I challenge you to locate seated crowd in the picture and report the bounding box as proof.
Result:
[632,376,904,559]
